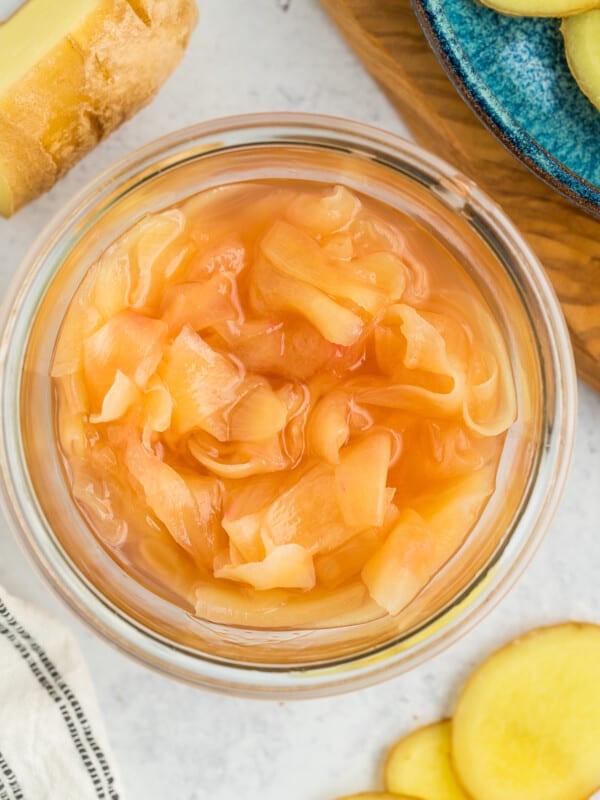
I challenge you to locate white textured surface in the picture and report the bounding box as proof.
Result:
[0,2,599,798]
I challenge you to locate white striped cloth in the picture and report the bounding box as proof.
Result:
[0,587,124,800]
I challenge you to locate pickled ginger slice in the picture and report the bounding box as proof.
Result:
[360,305,466,416]
[363,467,496,615]
[51,268,103,377]
[258,464,364,555]
[160,273,242,334]
[89,370,140,423]
[222,511,266,563]
[143,374,173,435]
[335,432,392,528]
[428,290,516,436]
[183,184,294,250]
[125,436,223,569]
[464,342,516,437]
[322,232,353,260]
[214,543,316,591]
[362,509,436,616]
[186,239,246,280]
[285,184,361,236]
[159,326,244,439]
[128,209,192,310]
[88,209,187,320]
[188,430,289,479]
[350,251,406,302]
[414,465,496,546]
[55,372,89,456]
[228,381,288,442]
[261,220,386,315]
[139,530,199,603]
[70,444,132,547]
[193,579,375,628]
[315,497,398,588]
[218,318,336,381]
[307,390,350,464]
[83,310,167,403]
[252,258,363,346]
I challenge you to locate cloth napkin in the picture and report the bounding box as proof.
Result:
[0,586,124,800]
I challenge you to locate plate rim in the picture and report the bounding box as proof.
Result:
[411,0,600,218]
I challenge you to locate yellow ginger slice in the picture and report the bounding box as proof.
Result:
[452,623,600,800]
[385,720,469,800]
[481,0,600,14]
[337,795,420,800]
[563,10,600,112]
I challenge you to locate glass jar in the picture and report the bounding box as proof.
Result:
[0,113,576,698]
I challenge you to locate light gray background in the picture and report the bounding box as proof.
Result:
[1,2,599,798]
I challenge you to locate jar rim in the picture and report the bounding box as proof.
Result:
[0,112,577,698]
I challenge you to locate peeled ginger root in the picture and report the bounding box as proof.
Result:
[452,623,600,800]
[0,0,197,216]
[385,720,469,800]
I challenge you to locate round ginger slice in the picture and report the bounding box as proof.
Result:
[384,720,469,800]
[562,10,600,112]
[337,794,420,800]
[480,0,600,15]
[452,623,600,800]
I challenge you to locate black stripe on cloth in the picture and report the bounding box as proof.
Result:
[0,748,24,800]
[0,597,119,800]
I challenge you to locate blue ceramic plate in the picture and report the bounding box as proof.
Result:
[411,0,600,217]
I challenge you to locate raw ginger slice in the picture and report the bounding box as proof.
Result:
[480,0,600,15]
[159,326,244,439]
[335,432,392,528]
[252,257,364,347]
[384,720,469,800]
[337,794,420,800]
[0,0,197,216]
[214,543,316,591]
[261,220,387,315]
[563,11,600,112]
[82,310,167,403]
[452,623,600,800]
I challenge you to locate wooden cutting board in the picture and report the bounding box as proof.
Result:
[322,0,600,391]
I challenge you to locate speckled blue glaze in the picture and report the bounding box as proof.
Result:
[412,0,600,216]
